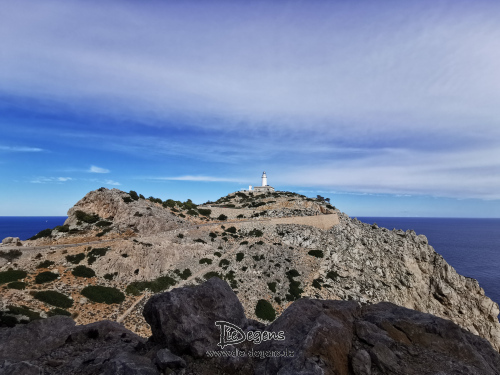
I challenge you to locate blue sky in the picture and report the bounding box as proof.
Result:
[1,0,499,217]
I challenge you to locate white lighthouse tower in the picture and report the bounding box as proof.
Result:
[261,171,268,187]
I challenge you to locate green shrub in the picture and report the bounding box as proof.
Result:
[308,250,324,258]
[267,282,277,293]
[96,227,112,237]
[0,269,27,284]
[72,265,96,278]
[236,253,244,262]
[174,269,192,280]
[237,214,244,219]
[214,252,222,257]
[7,281,26,290]
[194,238,206,244]
[217,214,227,221]
[198,209,212,216]
[33,291,73,308]
[286,269,300,278]
[0,249,22,262]
[249,229,263,237]
[35,271,58,284]
[240,241,248,245]
[55,225,70,232]
[177,233,184,239]
[28,228,52,240]
[126,275,177,295]
[103,272,117,280]
[48,308,71,317]
[87,247,109,264]
[256,240,264,245]
[129,190,139,200]
[37,260,55,269]
[204,271,222,280]
[326,270,340,281]
[5,305,41,321]
[75,210,99,224]
[199,258,212,265]
[285,270,303,302]
[81,286,125,304]
[187,209,199,216]
[255,300,276,321]
[66,253,85,264]
[122,196,133,203]
[226,226,237,234]
[95,221,112,227]
[219,259,230,269]
[312,278,323,289]
[209,232,218,238]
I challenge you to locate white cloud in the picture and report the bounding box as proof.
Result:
[89,165,110,174]
[103,179,120,186]
[0,146,44,152]
[153,176,245,183]
[30,177,72,183]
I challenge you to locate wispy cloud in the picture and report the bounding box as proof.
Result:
[31,177,73,183]
[0,146,44,152]
[89,165,109,174]
[152,176,245,183]
[103,179,120,186]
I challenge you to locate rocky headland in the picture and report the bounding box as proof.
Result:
[1,187,499,373]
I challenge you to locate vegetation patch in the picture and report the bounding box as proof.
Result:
[72,265,96,278]
[240,241,248,245]
[66,253,85,264]
[285,270,303,302]
[194,238,206,244]
[48,307,71,317]
[177,233,184,239]
[7,281,26,290]
[126,275,177,295]
[35,271,58,284]
[28,228,53,240]
[214,251,222,257]
[199,258,213,265]
[55,225,70,232]
[174,268,192,280]
[209,232,218,239]
[249,229,263,237]
[96,228,112,237]
[36,260,55,269]
[267,282,277,293]
[203,271,222,280]
[225,226,237,234]
[81,285,125,304]
[236,252,244,262]
[75,210,99,224]
[255,299,276,322]
[312,278,323,289]
[217,214,228,221]
[5,305,41,322]
[103,272,117,280]
[308,250,324,258]
[198,208,212,216]
[219,259,230,270]
[87,247,109,265]
[187,209,199,216]
[34,291,73,308]
[0,269,27,284]
[95,220,112,228]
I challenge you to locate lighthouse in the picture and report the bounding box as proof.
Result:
[262,171,268,187]
[252,171,274,193]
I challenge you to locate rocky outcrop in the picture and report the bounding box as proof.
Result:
[2,278,499,374]
[275,212,500,351]
[64,188,187,235]
[1,237,21,246]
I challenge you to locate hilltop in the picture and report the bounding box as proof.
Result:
[1,187,499,355]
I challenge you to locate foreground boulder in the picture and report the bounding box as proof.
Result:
[1,278,500,374]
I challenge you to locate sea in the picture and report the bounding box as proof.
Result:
[0,216,499,306]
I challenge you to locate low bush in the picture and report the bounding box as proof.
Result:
[81,285,125,304]
[225,226,237,234]
[129,190,140,200]
[312,278,323,289]
[48,308,71,317]
[5,305,41,321]
[214,252,222,257]
[75,210,99,224]
[203,271,222,280]
[236,253,244,262]
[55,225,70,232]
[122,196,133,203]
[36,260,55,269]
[199,258,213,265]
[174,269,192,280]
[126,275,177,295]
[95,220,112,228]
[7,281,26,290]
[103,272,117,280]
[194,238,206,244]
[177,233,184,239]
[219,259,230,269]
[72,265,96,278]
[267,282,277,293]
[0,269,27,284]
[240,241,248,245]
[35,271,58,284]
[87,247,109,265]
[33,291,73,308]
[198,209,212,216]
[186,209,199,216]
[326,270,340,281]
[255,299,276,321]
[308,250,324,258]
[217,214,228,221]
[96,227,112,237]
[249,229,263,237]
[209,232,218,238]
[237,214,245,219]
[66,253,85,264]
[28,229,52,240]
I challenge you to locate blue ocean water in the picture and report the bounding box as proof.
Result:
[0,217,67,241]
[357,217,500,306]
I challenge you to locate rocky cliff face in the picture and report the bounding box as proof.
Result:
[1,278,499,375]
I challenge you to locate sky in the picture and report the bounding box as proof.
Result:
[1,0,499,217]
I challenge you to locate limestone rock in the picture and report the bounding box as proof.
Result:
[143,277,247,358]
[1,237,21,246]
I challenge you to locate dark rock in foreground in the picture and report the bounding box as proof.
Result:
[1,278,500,374]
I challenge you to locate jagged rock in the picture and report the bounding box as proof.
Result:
[0,360,42,375]
[143,277,247,358]
[1,237,21,246]
[0,316,75,361]
[154,348,186,370]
